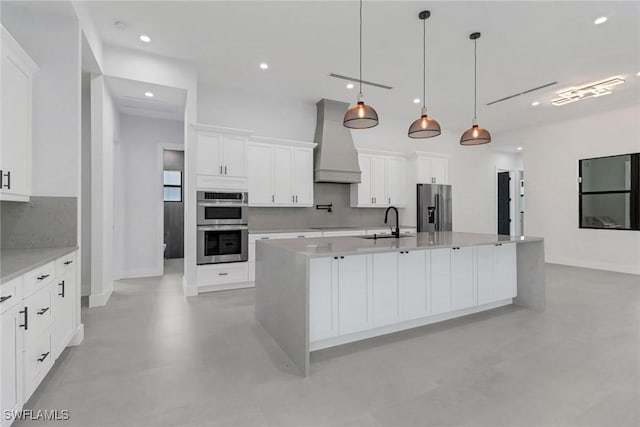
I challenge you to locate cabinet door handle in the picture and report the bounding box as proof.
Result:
[0,170,10,189]
[452,247,460,250]
[295,195,298,203]
[292,195,295,203]
[340,256,345,259]
[432,177,436,184]
[58,280,65,298]
[64,260,73,265]
[260,237,270,240]
[19,307,28,330]
[220,165,223,175]
[37,352,50,362]
[224,165,227,175]
[37,307,50,315]
[37,274,50,280]
[388,197,391,204]
[334,256,339,260]
[272,195,275,202]
[0,295,12,303]
[494,243,503,246]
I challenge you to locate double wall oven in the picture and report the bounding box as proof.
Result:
[197,191,248,265]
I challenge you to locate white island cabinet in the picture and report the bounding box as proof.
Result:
[256,232,545,376]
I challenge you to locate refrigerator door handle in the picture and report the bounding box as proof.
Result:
[434,193,440,231]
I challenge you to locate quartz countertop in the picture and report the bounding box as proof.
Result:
[255,231,543,258]
[249,225,416,234]
[1,246,78,284]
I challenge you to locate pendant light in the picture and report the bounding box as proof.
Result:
[343,0,379,129]
[460,32,491,145]
[408,10,441,139]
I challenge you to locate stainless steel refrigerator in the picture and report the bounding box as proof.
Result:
[417,184,452,232]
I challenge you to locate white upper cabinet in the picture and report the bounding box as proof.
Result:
[351,150,408,208]
[1,26,38,202]
[247,142,273,204]
[193,124,252,190]
[416,154,449,185]
[247,137,316,207]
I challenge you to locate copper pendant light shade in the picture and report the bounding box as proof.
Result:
[343,0,379,129]
[460,32,491,145]
[408,10,441,139]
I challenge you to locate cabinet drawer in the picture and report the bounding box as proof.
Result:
[24,329,52,394]
[55,251,76,277]
[197,263,248,286]
[24,261,54,297]
[24,285,53,345]
[0,276,23,313]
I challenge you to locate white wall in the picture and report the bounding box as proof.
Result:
[103,46,198,293]
[115,114,184,279]
[498,103,640,274]
[89,75,119,306]
[197,83,521,234]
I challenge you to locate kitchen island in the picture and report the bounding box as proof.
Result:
[255,231,545,376]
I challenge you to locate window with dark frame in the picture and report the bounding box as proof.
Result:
[163,170,182,202]
[579,153,639,230]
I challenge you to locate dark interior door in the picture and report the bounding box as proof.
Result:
[497,172,511,235]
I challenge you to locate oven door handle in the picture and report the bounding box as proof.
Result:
[197,202,247,207]
[197,225,248,231]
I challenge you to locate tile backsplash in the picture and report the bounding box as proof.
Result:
[1,196,77,249]
[248,183,400,230]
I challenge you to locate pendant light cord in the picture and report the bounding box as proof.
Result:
[422,16,426,109]
[474,38,477,120]
[359,0,363,94]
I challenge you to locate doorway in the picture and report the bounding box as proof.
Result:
[497,171,511,235]
[163,149,185,260]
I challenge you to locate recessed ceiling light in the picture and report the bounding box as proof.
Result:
[144,91,154,98]
[413,98,420,104]
[259,62,269,70]
[346,83,355,89]
[139,34,151,43]
[517,146,523,151]
[636,71,640,76]
[531,101,540,106]
[594,16,607,25]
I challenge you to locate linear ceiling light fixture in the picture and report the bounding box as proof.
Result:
[460,32,491,146]
[550,77,625,106]
[343,0,379,129]
[408,10,441,139]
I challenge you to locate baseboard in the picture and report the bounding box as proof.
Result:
[89,282,113,307]
[310,299,513,351]
[121,266,163,279]
[68,324,84,346]
[548,257,640,275]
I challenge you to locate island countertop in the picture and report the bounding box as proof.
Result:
[255,231,543,259]
[1,246,78,284]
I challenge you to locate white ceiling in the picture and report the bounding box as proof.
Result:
[87,1,640,138]
[105,76,186,121]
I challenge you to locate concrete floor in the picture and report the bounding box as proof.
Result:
[19,261,639,427]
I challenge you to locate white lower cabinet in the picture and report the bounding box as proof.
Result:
[337,255,369,335]
[477,243,517,304]
[1,303,24,427]
[372,252,399,327]
[451,246,476,310]
[401,250,429,320]
[430,248,452,315]
[308,244,518,346]
[0,251,78,425]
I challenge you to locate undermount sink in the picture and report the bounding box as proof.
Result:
[359,234,412,240]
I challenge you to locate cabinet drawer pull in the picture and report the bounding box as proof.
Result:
[64,260,73,265]
[334,256,338,260]
[220,165,223,175]
[340,256,345,259]
[19,307,28,330]
[37,274,50,280]
[494,243,503,246]
[37,307,50,315]
[297,235,305,238]
[37,352,50,362]
[224,165,227,175]
[260,237,270,240]
[452,247,460,250]
[1,170,11,189]
[218,272,229,276]
[58,280,65,297]
[0,295,12,303]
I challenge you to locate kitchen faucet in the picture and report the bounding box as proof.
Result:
[384,206,400,238]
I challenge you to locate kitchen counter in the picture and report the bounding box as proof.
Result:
[256,231,543,258]
[249,225,416,234]
[255,231,545,376]
[1,246,78,284]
